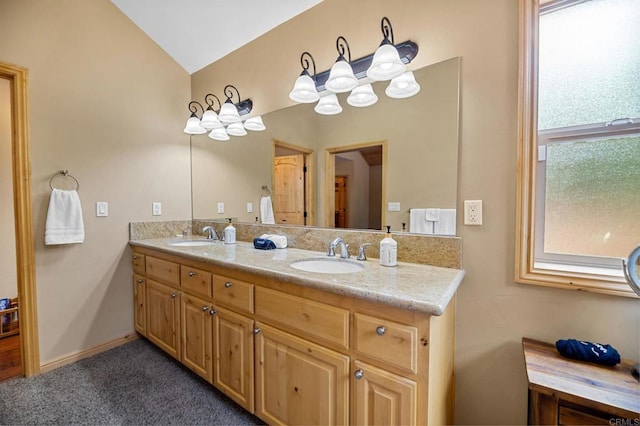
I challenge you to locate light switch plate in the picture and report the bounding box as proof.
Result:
[96,202,108,217]
[152,202,162,216]
[387,202,401,212]
[247,202,253,213]
[217,202,225,214]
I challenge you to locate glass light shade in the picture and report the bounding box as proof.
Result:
[347,84,378,107]
[208,127,230,141]
[325,60,358,93]
[289,74,320,103]
[366,43,406,81]
[314,94,342,115]
[385,71,421,99]
[183,116,207,134]
[226,122,247,136]
[244,116,266,131]
[218,102,241,124]
[199,109,223,130]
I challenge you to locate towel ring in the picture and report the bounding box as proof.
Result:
[49,170,80,191]
[261,185,271,196]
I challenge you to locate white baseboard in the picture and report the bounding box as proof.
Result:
[40,333,139,374]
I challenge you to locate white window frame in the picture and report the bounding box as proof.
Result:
[515,0,639,297]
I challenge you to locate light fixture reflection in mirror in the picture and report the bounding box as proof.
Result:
[190,57,461,234]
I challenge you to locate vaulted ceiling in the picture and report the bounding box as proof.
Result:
[110,0,323,74]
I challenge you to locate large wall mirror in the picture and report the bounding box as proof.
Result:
[191,56,460,234]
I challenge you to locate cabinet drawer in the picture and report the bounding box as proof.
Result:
[132,253,145,275]
[181,266,212,298]
[354,313,418,373]
[558,406,610,425]
[255,287,349,349]
[213,275,254,314]
[146,256,179,286]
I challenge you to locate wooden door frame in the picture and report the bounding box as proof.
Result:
[325,140,387,229]
[271,139,315,226]
[1,62,40,377]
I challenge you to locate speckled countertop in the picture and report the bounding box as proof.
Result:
[130,238,465,316]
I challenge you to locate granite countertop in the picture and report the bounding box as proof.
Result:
[130,237,465,316]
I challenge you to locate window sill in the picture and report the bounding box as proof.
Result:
[517,262,636,298]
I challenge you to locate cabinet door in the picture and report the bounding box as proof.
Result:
[255,323,349,426]
[133,274,146,336]
[146,279,181,360]
[352,360,417,426]
[213,307,254,412]
[181,293,213,383]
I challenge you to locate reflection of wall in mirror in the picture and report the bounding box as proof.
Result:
[191,58,460,233]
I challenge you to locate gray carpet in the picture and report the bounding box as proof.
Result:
[0,338,263,425]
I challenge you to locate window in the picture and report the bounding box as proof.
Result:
[516,0,640,297]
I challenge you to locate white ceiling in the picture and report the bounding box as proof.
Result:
[110,0,323,74]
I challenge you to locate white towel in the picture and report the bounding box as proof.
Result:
[409,209,434,234]
[425,208,441,221]
[433,209,456,236]
[260,196,275,224]
[260,234,287,248]
[45,189,85,245]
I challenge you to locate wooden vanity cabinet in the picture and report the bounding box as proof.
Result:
[133,274,146,335]
[213,306,254,411]
[181,292,213,382]
[255,322,350,425]
[146,278,181,360]
[131,247,456,425]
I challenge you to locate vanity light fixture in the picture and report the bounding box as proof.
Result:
[289,17,419,115]
[218,85,247,124]
[347,83,378,107]
[385,70,421,98]
[183,102,208,134]
[208,127,230,141]
[200,94,224,130]
[184,86,266,139]
[289,52,320,103]
[315,93,343,115]
[325,37,359,93]
[366,17,407,81]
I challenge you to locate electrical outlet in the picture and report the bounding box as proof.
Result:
[217,202,224,214]
[152,202,162,216]
[387,202,401,212]
[464,200,483,225]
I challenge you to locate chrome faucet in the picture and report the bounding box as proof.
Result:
[202,226,219,240]
[328,237,350,259]
[356,243,373,261]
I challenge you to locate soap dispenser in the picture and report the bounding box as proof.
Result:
[379,226,397,267]
[224,219,236,244]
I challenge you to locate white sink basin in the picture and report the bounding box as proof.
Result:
[290,257,365,274]
[168,239,217,247]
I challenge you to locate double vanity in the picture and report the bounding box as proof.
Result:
[129,223,464,425]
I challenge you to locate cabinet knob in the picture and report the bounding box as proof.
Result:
[201,306,209,312]
[376,326,386,336]
[171,293,178,298]
[209,309,217,315]
[137,279,144,284]
[224,281,233,288]
[133,256,138,260]
[354,369,364,380]
[188,271,196,277]
[253,327,261,335]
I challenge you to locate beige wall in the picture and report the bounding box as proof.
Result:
[191,0,640,424]
[0,0,191,363]
[0,77,17,299]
